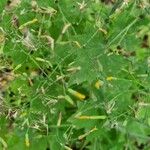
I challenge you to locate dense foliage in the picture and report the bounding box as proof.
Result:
[0,0,150,149]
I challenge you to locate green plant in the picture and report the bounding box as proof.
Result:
[0,0,150,149]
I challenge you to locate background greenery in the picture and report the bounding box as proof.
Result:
[0,0,150,149]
